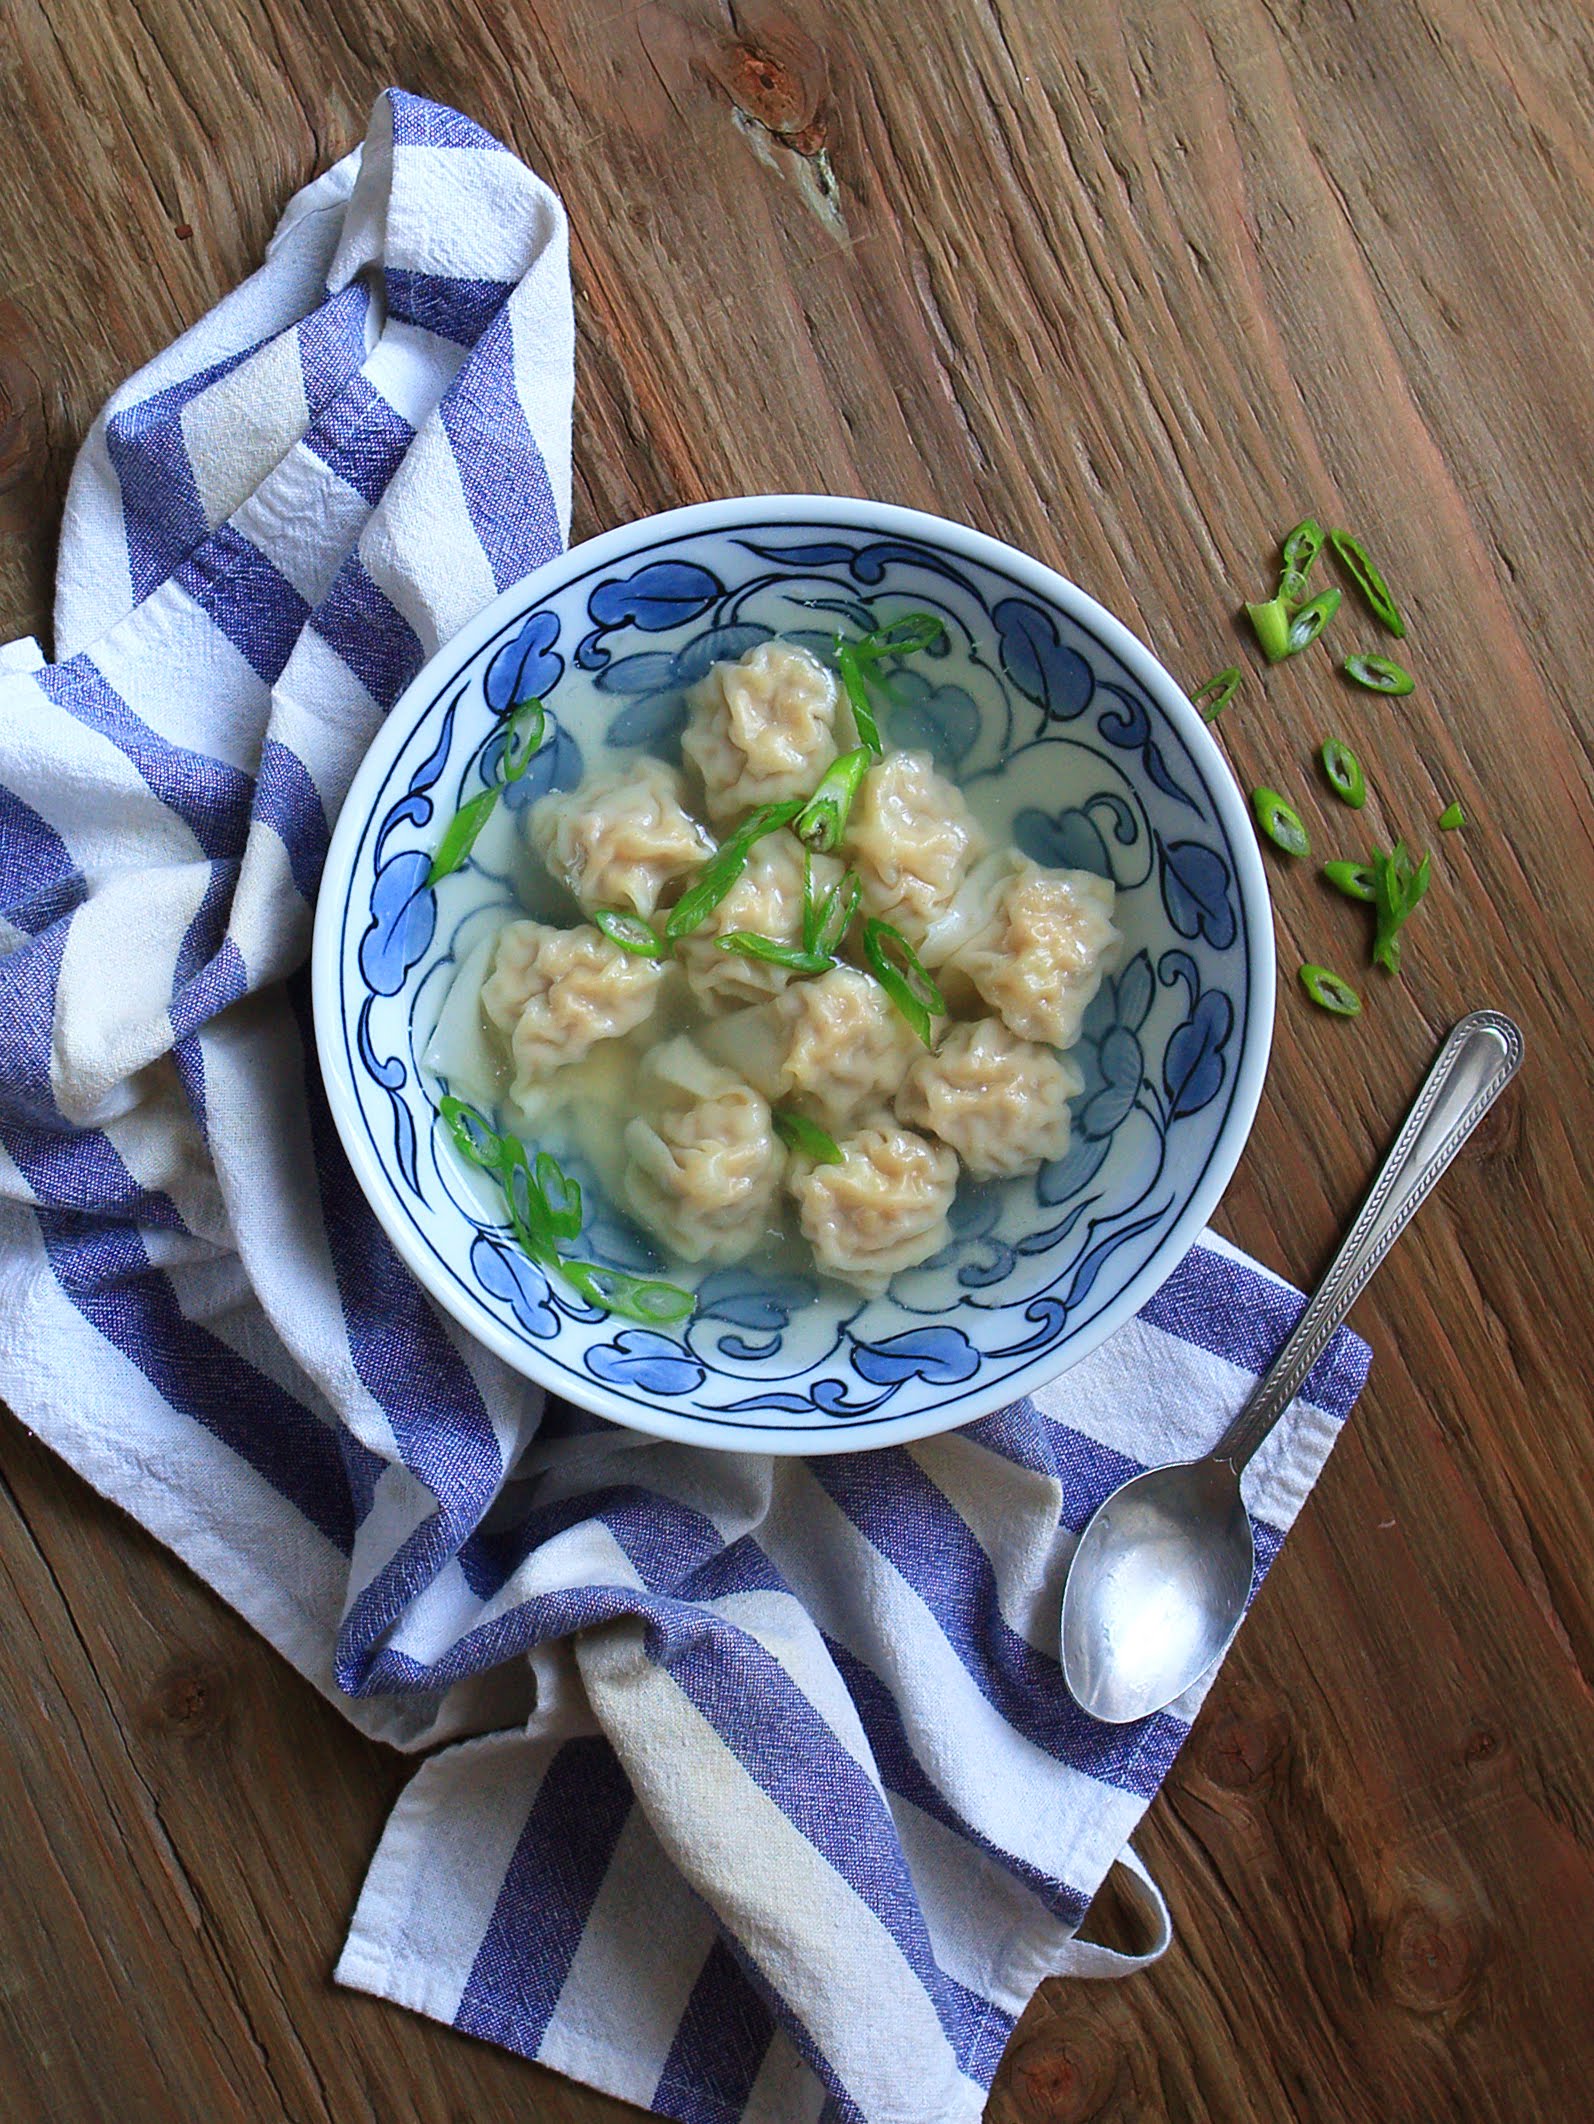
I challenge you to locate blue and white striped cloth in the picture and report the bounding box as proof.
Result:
[0,91,1370,2123]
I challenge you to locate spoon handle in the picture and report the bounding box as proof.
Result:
[1214,1009,1524,1474]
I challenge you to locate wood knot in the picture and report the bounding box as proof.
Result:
[1193,1690,1287,1790]
[1380,1886,1487,2014]
[994,2018,1115,2123]
[705,21,829,158]
[1462,1721,1503,1767]
[146,1658,232,1739]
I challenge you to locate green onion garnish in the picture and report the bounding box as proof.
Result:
[773,1109,844,1164]
[1320,739,1367,808]
[1371,841,1431,975]
[1280,517,1326,594]
[1329,529,1407,637]
[716,933,833,973]
[1343,653,1414,696]
[812,869,861,959]
[794,746,872,851]
[1438,801,1466,831]
[835,640,881,753]
[853,613,949,661]
[1247,596,1293,663]
[501,696,547,780]
[1250,787,1311,859]
[429,696,549,883]
[833,613,949,756]
[1323,859,1377,903]
[559,1260,696,1325]
[1189,668,1242,721]
[436,1098,692,1323]
[664,799,805,940]
[1299,963,1362,1016]
[428,787,502,885]
[1286,588,1341,653]
[861,916,945,1047]
[593,908,668,958]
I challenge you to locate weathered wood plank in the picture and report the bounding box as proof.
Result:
[2,0,1592,2117]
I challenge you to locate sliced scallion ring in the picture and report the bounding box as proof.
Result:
[812,869,861,959]
[794,746,872,851]
[1320,738,1367,808]
[559,1259,695,1324]
[427,785,501,884]
[1323,859,1377,903]
[1286,587,1341,653]
[1438,801,1466,831]
[852,612,948,662]
[1247,596,1293,663]
[773,1109,844,1164]
[1299,963,1362,1016]
[438,1094,505,1172]
[1329,529,1407,637]
[1250,786,1311,859]
[1189,668,1242,721]
[501,696,547,780]
[1281,517,1326,582]
[716,933,833,973]
[861,916,945,1047]
[593,908,668,958]
[835,640,882,754]
[1343,652,1414,696]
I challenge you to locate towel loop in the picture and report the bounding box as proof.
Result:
[1052,1842,1172,1978]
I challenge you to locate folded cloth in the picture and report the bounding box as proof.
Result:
[0,89,1370,2124]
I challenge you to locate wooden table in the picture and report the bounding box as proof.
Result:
[3,3,1592,2117]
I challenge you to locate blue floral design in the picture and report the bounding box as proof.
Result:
[1159,837,1237,949]
[486,611,562,712]
[1160,951,1234,1119]
[358,849,435,996]
[993,597,1094,720]
[597,624,771,749]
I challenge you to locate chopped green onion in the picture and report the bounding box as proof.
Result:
[439,1095,506,1172]
[773,1109,844,1164]
[1343,652,1414,696]
[1320,739,1367,808]
[716,932,832,973]
[664,800,805,939]
[1247,596,1293,662]
[1189,668,1242,721]
[559,1260,695,1324]
[1299,963,1362,1016]
[1281,517,1326,583]
[593,908,668,958]
[1329,529,1407,637]
[501,696,547,780]
[852,612,948,662]
[499,1139,559,1263]
[534,1150,583,1241]
[1286,587,1341,653]
[427,785,501,884]
[1250,787,1311,859]
[861,916,945,1047]
[1371,841,1431,975]
[1278,567,1313,609]
[1438,801,1466,831]
[835,640,882,754]
[794,746,872,851]
[812,870,861,959]
[1323,859,1377,903]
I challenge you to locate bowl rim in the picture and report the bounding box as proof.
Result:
[312,493,1274,1454]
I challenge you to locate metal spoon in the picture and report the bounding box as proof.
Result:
[1061,1009,1524,1725]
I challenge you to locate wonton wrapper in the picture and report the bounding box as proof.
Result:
[528,756,712,917]
[922,852,1119,1050]
[676,833,842,1015]
[788,1122,958,1293]
[682,640,841,823]
[845,749,986,944]
[897,1018,1083,1177]
[481,919,666,1103]
[701,966,926,1130]
[622,1037,785,1264]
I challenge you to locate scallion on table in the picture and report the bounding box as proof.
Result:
[1189,668,1242,720]
[1299,963,1362,1016]
[1251,786,1311,858]
[1329,528,1407,637]
[1320,738,1367,808]
[1343,652,1414,696]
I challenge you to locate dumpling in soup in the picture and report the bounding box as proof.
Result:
[622,1038,784,1264]
[923,852,1119,1049]
[481,918,667,1103]
[683,640,841,823]
[677,833,842,1015]
[788,1122,958,1293]
[701,966,926,1129]
[897,1019,1082,1177]
[528,756,712,918]
[846,749,986,944]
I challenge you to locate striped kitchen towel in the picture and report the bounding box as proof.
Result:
[0,89,1371,2124]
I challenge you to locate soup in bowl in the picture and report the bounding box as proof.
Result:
[312,496,1273,1453]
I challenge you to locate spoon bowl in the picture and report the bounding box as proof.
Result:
[1061,1459,1254,1723]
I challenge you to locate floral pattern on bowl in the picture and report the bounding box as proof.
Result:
[313,497,1273,1453]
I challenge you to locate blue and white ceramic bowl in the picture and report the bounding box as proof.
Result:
[312,497,1272,1454]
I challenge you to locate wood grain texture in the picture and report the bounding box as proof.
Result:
[3,1,1593,2117]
